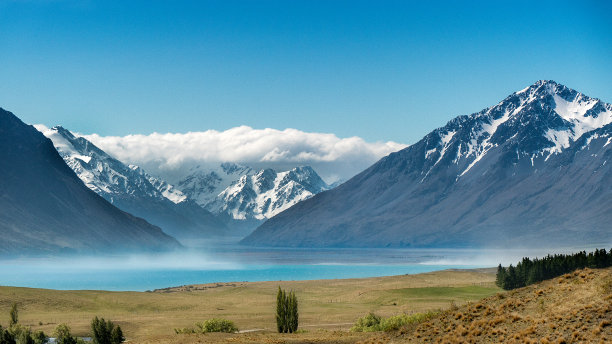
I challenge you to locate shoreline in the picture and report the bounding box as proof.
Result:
[151,266,497,293]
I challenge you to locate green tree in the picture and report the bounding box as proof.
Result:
[91,317,112,344]
[276,287,286,333]
[0,325,16,344]
[31,331,47,344]
[53,324,76,344]
[289,291,299,333]
[91,317,123,344]
[495,264,506,288]
[9,304,18,327]
[110,326,123,344]
[14,328,33,344]
[275,287,299,333]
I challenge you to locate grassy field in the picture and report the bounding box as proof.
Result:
[0,269,498,342]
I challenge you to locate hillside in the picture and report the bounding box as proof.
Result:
[0,108,181,255]
[386,267,612,343]
[243,80,612,248]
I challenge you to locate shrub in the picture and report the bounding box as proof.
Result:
[350,313,381,332]
[196,319,238,333]
[351,312,438,332]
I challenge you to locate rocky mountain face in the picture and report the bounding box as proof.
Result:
[0,108,181,255]
[175,163,330,230]
[37,126,228,241]
[243,80,612,248]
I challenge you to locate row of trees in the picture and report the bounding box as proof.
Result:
[496,248,612,290]
[0,304,124,344]
[276,287,299,333]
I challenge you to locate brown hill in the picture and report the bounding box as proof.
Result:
[380,267,612,344]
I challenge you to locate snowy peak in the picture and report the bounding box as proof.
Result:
[177,163,330,221]
[416,80,612,180]
[176,163,255,206]
[36,125,186,204]
[209,165,330,220]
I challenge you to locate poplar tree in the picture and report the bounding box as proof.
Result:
[276,287,299,333]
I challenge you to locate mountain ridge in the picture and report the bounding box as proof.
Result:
[242,80,612,248]
[0,108,182,255]
[173,163,331,230]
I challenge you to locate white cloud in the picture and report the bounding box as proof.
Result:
[81,126,407,183]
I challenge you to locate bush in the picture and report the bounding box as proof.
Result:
[350,313,381,332]
[351,312,438,332]
[196,319,238,333]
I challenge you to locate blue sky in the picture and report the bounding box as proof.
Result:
[1,0,611,144]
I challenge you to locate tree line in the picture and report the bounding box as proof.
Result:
[496,248,612,290]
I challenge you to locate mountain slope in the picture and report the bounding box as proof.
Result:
[0,108,181,255]
[36,126,228,240]
[242,81,612,248]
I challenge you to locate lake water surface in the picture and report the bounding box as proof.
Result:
[0,243,580,291]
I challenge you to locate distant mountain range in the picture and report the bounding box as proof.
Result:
[36,127,332,236]
[36,126,228,241]
[173,163,331,231]
[0,108,181,255]
[243,80,612,248]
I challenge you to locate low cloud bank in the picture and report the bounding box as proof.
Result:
[82,126,407,183]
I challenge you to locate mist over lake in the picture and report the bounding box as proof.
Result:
[0,243,589,291]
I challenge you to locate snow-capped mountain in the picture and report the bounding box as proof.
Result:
[174,163,331,225]
[243,80,612,248]
[208,166,329,220]
[176,163,255,207]
[36,126,228,240]
[36,126,185,203]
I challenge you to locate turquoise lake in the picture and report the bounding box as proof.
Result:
[0,244,563,291]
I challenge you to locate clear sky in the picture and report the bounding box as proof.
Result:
[1,0,611,144]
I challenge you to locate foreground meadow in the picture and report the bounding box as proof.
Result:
[0,269,497,342]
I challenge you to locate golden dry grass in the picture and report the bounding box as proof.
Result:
[0,269,497,343]
[382,267,612,343]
